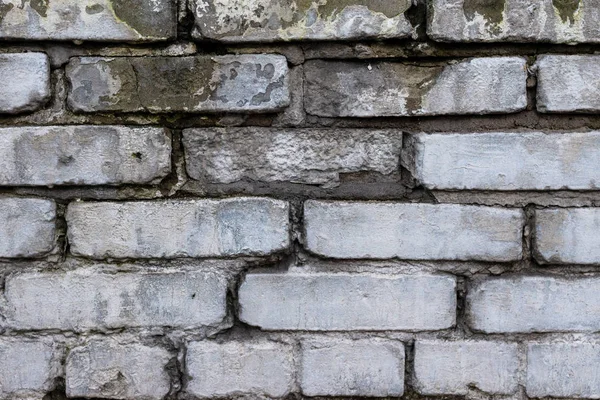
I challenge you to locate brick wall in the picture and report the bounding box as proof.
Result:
[0,0,599,399]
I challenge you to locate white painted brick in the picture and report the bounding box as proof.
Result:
[0,198,55,258]
[239,273,456,331]
[404,132,600,190]
[534,208,600,264]
[467,276,600,333]
[304,201,524,261]
[300,339,404,397]
[414,340,519,395]
[66,339,172,400]
[66,198,289,259]
[186,341,294,398]
[4,268,227,330]
[0,53,50,114]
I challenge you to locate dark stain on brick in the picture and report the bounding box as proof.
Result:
[463,0,505,34]
[111,0,163,37]
[251,75,285,105]
[553,0,580,24]
[85,3,104,14]
[0,2,14,23]
[30,0,49,17]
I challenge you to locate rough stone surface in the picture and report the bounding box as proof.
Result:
[0,53,50,114]
[527,342,600,398]
[0,198,55,258]
[304,201,524,261]
[403,132,600,190]
[183,128,402,187]
[467,276,600,333]
[66,198,289,259]
[239,272,456,331]
[304,57,527,117]
[272,65,306,126]
[190,0,414,42]
[0,126,170,186]
[300,339,405,397]
[0,0,176,41]
[428,0,600,43]
[66,55,290,113]
[186,341,294,398]
[66,339,172,400]
[4,268,228,330]
[414,340,519,395]
[534,208,600,264]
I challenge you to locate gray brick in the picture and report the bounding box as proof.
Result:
[0,53,50,114]
[467,276,600,333]
[300,339,404,397]
[190,0,413,42]
[403,132,600,191]
[304,201,524,261]
[0,198,55,258]
[527,342,600,398]
[304,57,527,117]
[183,128,402,187]
[534,208,600,264]
[66,55,289,113]
[428,0,600,44]
[239,273,456,331]
[66,198,289,259]
[414,340,519,395]
[4,268,227,330]
[186,341,294,398]
[0,0,176,41]
[537,55,600,113]
[0,126,170,186]
[66,339,172,399]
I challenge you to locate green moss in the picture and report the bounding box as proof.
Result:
[29,0,49,17]
[463,0,505,33]
[553,0,580,24]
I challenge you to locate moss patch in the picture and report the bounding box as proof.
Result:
[30,0,49,17]
[463,0,505,34]
[553,0,580,24]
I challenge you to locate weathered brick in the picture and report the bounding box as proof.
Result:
[414,340,519,395]
[0,0,176,41]
[4,268,227,330]
[66,339,172,399]
[304,57,527,117]
[537,55,600,113]
[534,208,600,264]
[0,53,50,114]
[300,339,404,397]
[190,0,413,42]
[186,341,294,398]
[527,342,600,398]
[428,0,600,44]
[0,198,55,258]
[66,55,289,113]
[0,126,170,186]
[403,132,600,190]
[66,198,289,259]
[239,273,456,331]
[467,276,600,333]
[183,128,402,187]
[304,201,524,261]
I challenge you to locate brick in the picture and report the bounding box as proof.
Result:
[190,0,413,42]
[4,268,227,330]
[0,0,176,41]
[66,198,289,259]
[239,273,456,331]
[414,340,519,395]
[527,342,600,398]
[537,55,600,113]
[300,339,404,397]
[467,276,600,333]
[66,55,289,113]
[183,128,402,187]
[0,53,50,114]
[0,198,55,258]
[304,201,524,261]
[66,339,172,399]
[428,0,600,44]
[186,341,294,398]
[403,132,600,191]
[0,126,170,186]
[0,338,60,398]
[304,57,527,117]
[534,208,600,264]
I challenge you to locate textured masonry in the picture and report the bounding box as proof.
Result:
[0,53,50,114]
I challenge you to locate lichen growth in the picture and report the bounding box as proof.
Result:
[463,0,506,35]
[295,0,411,19]
[553,0,580,24]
